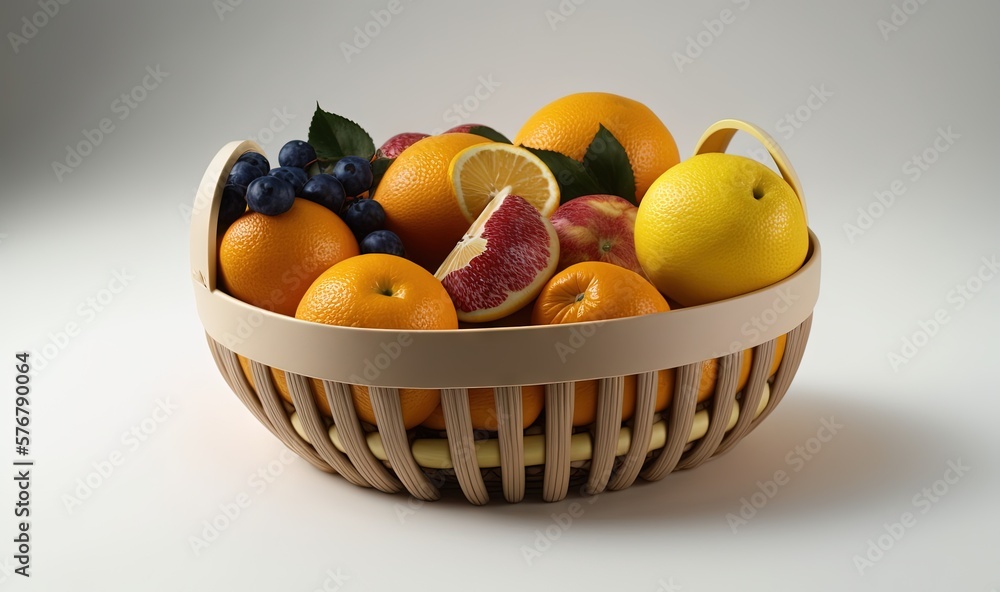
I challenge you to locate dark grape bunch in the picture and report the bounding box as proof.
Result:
[218,140,405,257]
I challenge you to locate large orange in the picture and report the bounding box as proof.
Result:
[421,386,546,431]
[218,199,358,316]
[533,262,671,425]
[295,254,459,428]
[514,92,679,201]
[374,133,491,271]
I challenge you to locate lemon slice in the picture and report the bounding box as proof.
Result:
[449,143,560,223]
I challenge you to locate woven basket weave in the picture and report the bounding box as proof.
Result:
[190,119,821,504]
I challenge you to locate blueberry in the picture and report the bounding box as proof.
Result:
[300,174,346,214]
[278,140,317,169]
[246,176,295,216]
[344,198,386,241]
[227,160,263,188]
[236,151,270,176]
[332,156,374,197]
[268,166,308,195]
[360,230,405,257]
[218,184,248,231]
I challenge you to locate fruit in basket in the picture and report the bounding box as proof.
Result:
[514,92,679,201]
[295,254,458,427]
[237,151,270,176]
[268,166,308,195]
[377,132,429,159]
[300,174,346,214]
[449,143,560,222]
[435,191,559,323]
[218,199,359,316]
[245,176,295,216]
[549,194,643,275]
[218,184,248,232]
[343,198,387,242]
[235,355,327,414]
[374,133,490,270]
[360,229,405,257]
[421,385,546,431]
[332,155,374,197]
[227,160,264,189]
[278,140,317,169]
[532,261,668,324]
[571,373,674,426]
[635,153,808,306]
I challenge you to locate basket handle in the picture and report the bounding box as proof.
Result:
[189,139,265,292]
[693,119,808,225]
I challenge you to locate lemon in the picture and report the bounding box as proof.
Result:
[635,153,808,306]
[449,143,560,222]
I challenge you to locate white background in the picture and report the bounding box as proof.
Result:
[1,1,998,590]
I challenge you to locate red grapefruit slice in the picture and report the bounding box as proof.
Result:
[435,188,560,323]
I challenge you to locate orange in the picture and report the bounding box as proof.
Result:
[374,133,491,271]
[236,355,329,415]
[218,199,358,316]
[572,372,674,427]
[514,92,679,201]
[295,254,458,427]
[531,261,670,325]
[421,385,546,431]
[697,333,789,400]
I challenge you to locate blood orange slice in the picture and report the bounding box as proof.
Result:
[435,189,560,323]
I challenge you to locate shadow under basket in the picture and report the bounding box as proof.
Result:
[190,119,822,504]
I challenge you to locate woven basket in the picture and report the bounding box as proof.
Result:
[190,119,821,504]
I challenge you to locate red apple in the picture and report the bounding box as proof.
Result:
[377,132,429,158]
[550,194,644,275]
[443,123,487,134]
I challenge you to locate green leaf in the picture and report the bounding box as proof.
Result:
[368,157,395,199]
[525,148,604,203]
[582,125,636,204]
[308,103,376,162]
[467,125,512,144]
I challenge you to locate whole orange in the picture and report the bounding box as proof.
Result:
[295,254,458,428]
[514,92,679,201]
[421,385,546,431]
[374,133,491,270]
[218,199,358,316]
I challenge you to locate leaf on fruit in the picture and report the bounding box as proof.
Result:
[308,103,376,162]
[583,125,636,204]
[368,157,395,199]
[524,148,604,203]
[467,125,512,144]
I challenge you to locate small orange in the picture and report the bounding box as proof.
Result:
[514,92,679,201]
[532,261,670,324]
[219,199,358,316]
[236,355,328,414]
[421,385,546,431]
[295,254,458,427]
[697,333,789,399]
[374,133,491,271]
[572,372,675,427]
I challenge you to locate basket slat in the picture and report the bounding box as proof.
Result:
[713,339,775,457]
[750,314,813,431]
[642,362,701,481]
[493,386,526,502]
[369,386,441,501]
[542,382,574,502]
[608,370,658,490]
[441,388,489,505]
[586,376,624,494]
[678,351,743,469]
[323,381,403,493]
